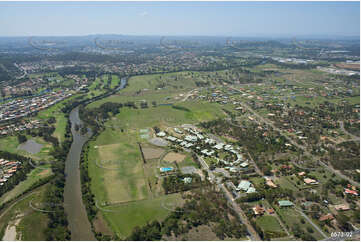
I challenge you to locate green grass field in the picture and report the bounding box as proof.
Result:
[101,193,183,238]
[256,215,284,233]
[276,207,324,240]
[87,71,204,109]
[110,75,121,89]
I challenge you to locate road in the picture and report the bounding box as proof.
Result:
[180,89,197,102]
[295,207,328,239]
[229,86,359,186]
[197,155,261,241]
[338,121,359,142]
[246,152,263,176]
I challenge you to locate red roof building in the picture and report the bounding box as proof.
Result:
[345,189,358,196]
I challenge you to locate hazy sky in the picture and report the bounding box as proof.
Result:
[0,1,359,37]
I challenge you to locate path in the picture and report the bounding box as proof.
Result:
[0,191,37,221]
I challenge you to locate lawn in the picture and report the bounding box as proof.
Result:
[256,215,284,233]
[276,207,325,240]
[110,75,121,89]
[101,193,183,239]
[276,176,300,192]
[88,130,147,204]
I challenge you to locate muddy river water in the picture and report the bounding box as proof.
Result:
[64,78,127,240]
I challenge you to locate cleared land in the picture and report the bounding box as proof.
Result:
[141,147,165,160]
[163,152,186,163]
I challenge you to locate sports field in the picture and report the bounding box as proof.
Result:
[86,88,227,235]
[100,193,183,238]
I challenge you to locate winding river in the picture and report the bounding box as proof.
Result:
[63,78,127,240]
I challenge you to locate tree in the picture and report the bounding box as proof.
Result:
[336,213,350,231]
[17,134,27,144]
[306,226,314,233]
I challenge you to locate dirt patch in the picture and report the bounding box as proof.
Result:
[163,152,186,163]
[93,212,113,236]
[2,217,22,241]
[142,147,165,160]
[38,169,51,178]
[335,63,360,71]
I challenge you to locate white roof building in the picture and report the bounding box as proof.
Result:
[185,135,198,142]
[237,180,252,191]
[156,131,166,137]
[240,162,249,168]
[204,138,216,144]
[166,136,177,142]
[213,143,224,150]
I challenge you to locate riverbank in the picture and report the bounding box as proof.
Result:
[63,107,95,241]
[63,77,128,240]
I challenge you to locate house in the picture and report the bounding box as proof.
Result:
[213,143,224,150]
[246,187,256,193]
[237,180,251,191]
[334,204,350,211]
[266,178,278,188]
[298,172,306,176]
[319,213,334,222]
[156,131,166,137]
[185,135,197,142]
[240,162,249,168]
[204,138,216,145]
[229,167,240,173]
[304,178,318,185]
[174,128,183,134]
[201,149,215,156]
[252,205,265,215]
[344,189,358,196]
[278,200,294,207]
[267,208,275,214]
[166,136,177,142]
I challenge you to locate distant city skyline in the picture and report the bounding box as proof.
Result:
[0,1,359,37]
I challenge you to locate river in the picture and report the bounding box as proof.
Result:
[63,77,127,240]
